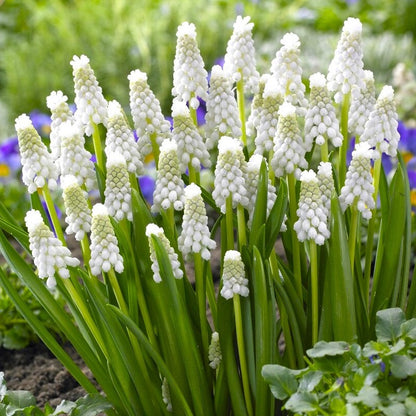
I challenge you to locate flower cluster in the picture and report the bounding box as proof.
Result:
[220,250,249,299]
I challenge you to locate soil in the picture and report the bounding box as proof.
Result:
[0,342,89,409]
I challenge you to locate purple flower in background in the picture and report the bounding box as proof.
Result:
[0,136,21,179]
[398,121,416,156]
[139,175,156,205]
[29,110,51,138]
[196,97,206,126]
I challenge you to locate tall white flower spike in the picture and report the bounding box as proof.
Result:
[270,32,307,112]
[223,15,259,93]
[205,65,241,150]
[348,70,376,137]
[254,77,284,155]
[339,142,375,219]
[246,155,276,225]
[46,90,74,164]
[70,55,107,135]
[220,250,249,299]
[104,153,132,222]
[59,121,96,190]
[62,175,92,241]
[304,73,342,151]
[15,114,58,194]
[152,139,185,213]
[247,74,270,137]
[146,223,183,283]
[172,101,211,172]
[212,136,249,213]
[208,331,222,369]
[172,22,208,109]
[105,100,143,175]
[360,85,400,159]
[89,204,124,276]
[178,183,216,261]
[128,69,172,159]
[271,102,308,179]
[293,170,330,246]
[317,161,335,217]
[327,17,365,103]
[25,209,80,289]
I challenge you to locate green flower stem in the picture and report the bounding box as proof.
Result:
[287,173,302,302]
[189,104,198,126]
[194,252,209,367]
[364,157,382,304]
[41,186,65,244]
[237,204,247,249]
[280,306,296,369]
[321,139,329,163]
[188,163,198,185]
[107,267,128,313]
[339,92,351,187]
[80,234,91,265]
[92,122,104,171]
[233,294,253,416]
[236,77,247,147]
[225,196,235,251]
[268,150,275,184]
[309,241,319,346]
[348,202,359,278]
[150,132,160,168]
[205,264,218,326]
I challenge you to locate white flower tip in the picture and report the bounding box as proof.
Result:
[281,32,300,49]
[224,250,241,262]
[353,141,373,158]
[70,54,90,70]
[128,69,148,83]
[343,17,362,35]
[233,15,253,32]
[92,203,108,217]
[25,209,44,232]
[145,223,163,238]
[177,21,197,39]
[317,162,333,177]
[46,90,68,110]
[247,154,265,171]
[278,102,296,117]
[363,70,374,83]
[309,72,326,89]
[107,100,122,118]
[211,65,225,79]
[160,138,178,153]
[218,136,242,154]
[300,169,318,183]
[264,77,283,98]
[59,120,80,139]
[172,100,189,118]
[106,151,126,167]
[61,174,79,189]
[378,85,394,102]
[184,183,201,199]
[15,114,32,131]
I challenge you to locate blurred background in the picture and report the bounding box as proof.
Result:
[0,0,415,220]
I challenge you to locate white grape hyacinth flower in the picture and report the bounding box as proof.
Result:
[270,32,307,112]
[304,73,342,152]
[271,102,308,179]
[25,209,80,289]
[254,76,284,155]
[89,204,124,276]
[220,250,249,299]
[128,69,172,159]
[212,136,249,213]
[246,154,277,226]
[62,175,92,241]
[104,152,132,221]
[223,15,259,93]
[152,139,185,213]
[348,70,376,137]
[146,223,183,283]
[205,65,241,150]
[360,85,400,159]
[317,161,335,217]
[70,54,107,136]
[172,22,208,109]
[15,114,58,194]
[105,100,143,175]
[247,74,270,137]
[294,170,330,246]
[172,101,211,172]
[59,121,96,190]
[208,331,222,369]
[161,377,172,413]
[339,142,375,219]
[178,183,216,261]
[327,17,365,103]
[46,90,74,164]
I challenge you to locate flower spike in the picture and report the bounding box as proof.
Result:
[220,250,249,299]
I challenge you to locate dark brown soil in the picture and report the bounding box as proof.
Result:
[0,342,88,409]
